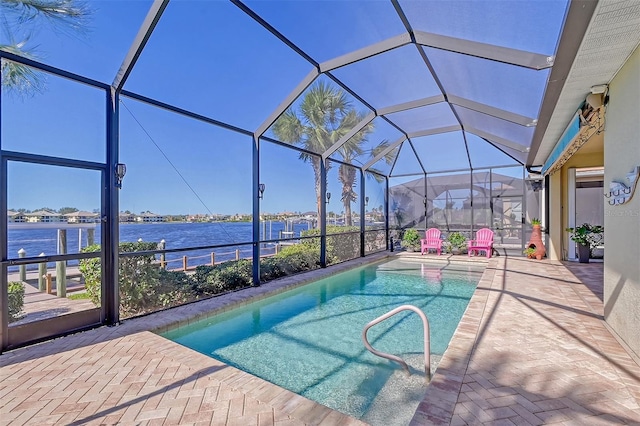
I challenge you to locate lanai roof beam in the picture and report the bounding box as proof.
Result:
[362,136,406,171]
[112,0,169,93]
[319,33,412,73]
[414,31,554,70]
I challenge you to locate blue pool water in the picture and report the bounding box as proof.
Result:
[162,258,481,422]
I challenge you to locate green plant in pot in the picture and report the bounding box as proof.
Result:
[523,247,537,258]
[566,223,603,263]
[446,232,467,254]
[401,229,421,252]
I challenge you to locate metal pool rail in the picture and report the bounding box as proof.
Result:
[362,304,431,383]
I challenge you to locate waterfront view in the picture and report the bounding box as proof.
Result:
[7,221,316,271]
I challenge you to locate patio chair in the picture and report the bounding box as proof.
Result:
[468,228,494,258]
[421,228,442,255]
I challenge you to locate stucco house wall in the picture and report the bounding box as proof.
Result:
[603,45,640,358]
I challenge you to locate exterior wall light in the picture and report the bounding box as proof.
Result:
[258,183,266,199]
[115,163,127,189]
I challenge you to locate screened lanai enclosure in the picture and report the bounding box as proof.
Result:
[0,0,579,350]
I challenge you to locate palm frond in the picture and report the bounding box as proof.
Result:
[0,42,45,96]
[1,0,91,36]
[371,139,397,165]
[272,108,304,145]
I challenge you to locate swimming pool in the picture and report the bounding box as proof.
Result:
[162,258,482,424]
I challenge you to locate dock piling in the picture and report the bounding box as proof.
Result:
[18,248,26,281]
[38,253,46,291]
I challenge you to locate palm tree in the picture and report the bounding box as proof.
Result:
[337,138,395,226]
[272,81,373,223]
[1,0,90,96]
[273,80,397,227]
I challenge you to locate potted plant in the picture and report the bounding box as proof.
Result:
[566,223,604,263]
[401,229,421,252]
[523,247,537,259]
[446,232,467,254]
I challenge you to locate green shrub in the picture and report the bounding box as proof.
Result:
[260,257,285,281]
[68,292,91,300]
[401,228,421,251]
[157,269,197,307]
[300,226,360,264]
[446,232,467,253]
[191,259,253,294]
[8,281,25,323]
[80,241,187,316]
[364,228,386,253]
[275,244,319,272]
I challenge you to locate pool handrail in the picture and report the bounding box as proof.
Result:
[362,304,431,383]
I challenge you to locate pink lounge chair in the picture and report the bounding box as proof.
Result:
[467,228,494,258]
[421,228,442,255]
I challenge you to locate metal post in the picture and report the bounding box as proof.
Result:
[521,166,527,252]
[78,228,83,252]
[385,176,390,251]
[360,169,365,257]
[252,135,261,285]
[0,152,8,351]
[18,248,26,282]
[470,170,474,238]
[104,88,120,325]
[320,159,327,267]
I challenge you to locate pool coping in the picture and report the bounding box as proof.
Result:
[408,256,497,425]
[146,251,490,423]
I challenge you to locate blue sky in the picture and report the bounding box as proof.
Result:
[1,0,567,215]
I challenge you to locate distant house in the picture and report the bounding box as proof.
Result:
[7,210,26,223]
[65,211,99,224]
[119,213,136,223]
[25,210,61,223]
[136,212,166,223]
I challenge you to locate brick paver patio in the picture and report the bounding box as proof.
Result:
[2,254,639,425]
[412,257,640,425]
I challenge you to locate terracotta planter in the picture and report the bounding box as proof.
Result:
[526,225,546,259]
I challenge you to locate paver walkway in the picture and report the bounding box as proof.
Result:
[412,257,640,425]
[1,254,639,425]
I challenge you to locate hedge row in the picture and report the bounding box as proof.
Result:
[79,241,322,317]
[78,227,382,318]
